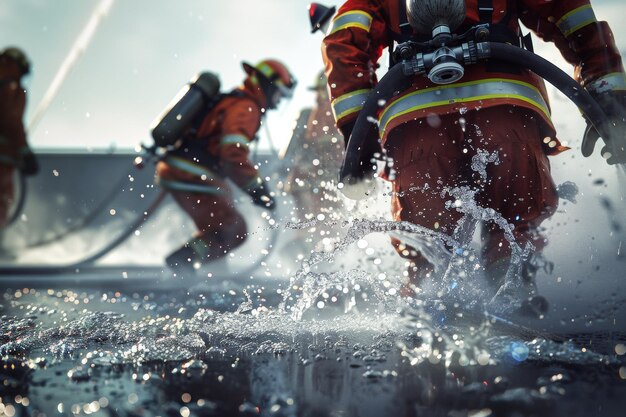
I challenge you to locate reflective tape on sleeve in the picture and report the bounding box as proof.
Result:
[158,178,222,195]
[220,134,250,149]
[331,88,371,122]
[328,10,372,35]
[378,79,550,137]
[586,72,626,94]
[556,5,597,37]
[165,155,216,178]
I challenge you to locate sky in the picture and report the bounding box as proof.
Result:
[1,0,625,155]
[1,0,325,152]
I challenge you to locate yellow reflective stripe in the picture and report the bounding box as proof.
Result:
[331,88,371,121]
[587,72,626,94]
[328,10,372,35]
[379,79,550,137]
[255,63,288,88]
[158,178,222,194]
[165,155,216,178]
[556,5,596,37]
[221,134,250,148]
[256,62,275,79]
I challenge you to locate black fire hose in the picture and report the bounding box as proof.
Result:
[340,41,613,197]
[488,42,612,144]
[339,63,412,199]
[22,172,134,248]
[70,190,167,268]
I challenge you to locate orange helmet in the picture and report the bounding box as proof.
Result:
[242,59,297,109]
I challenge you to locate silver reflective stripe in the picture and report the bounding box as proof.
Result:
[220,134,250,148]
[587,72,626,94]
[328,11,372,35]
[165,156,216,178]
[379,79,550,137]
[331,88,371,121]
[556,5,596,37]
[159,178,222,195]
[189,237,210,258]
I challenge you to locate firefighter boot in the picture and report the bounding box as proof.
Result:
[165,245,198,279]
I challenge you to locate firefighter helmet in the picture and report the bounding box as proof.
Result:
[308,3,336,34]
[1,47,30,76]
[242,59,297,109]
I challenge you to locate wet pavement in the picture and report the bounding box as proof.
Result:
[1,280,626,417]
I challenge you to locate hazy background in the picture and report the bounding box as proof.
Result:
[1,0,326,153]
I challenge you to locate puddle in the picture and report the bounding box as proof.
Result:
[2,153,626,416]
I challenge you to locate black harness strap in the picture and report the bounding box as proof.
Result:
[397,0,413,39]
[478,0,494,24]
[388,0,415,66]
[477,0,525,73]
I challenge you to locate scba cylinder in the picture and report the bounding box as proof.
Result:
[150,72,220,147]
[406,0,466,35]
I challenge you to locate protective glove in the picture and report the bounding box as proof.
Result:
[20,151,39,176]
[338,135,382,200]
[247,179,276,210]
[581,90,626,165]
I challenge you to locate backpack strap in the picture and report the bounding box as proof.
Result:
[389,0,421,66]
[397,0,413,40]
[478,0,494,24]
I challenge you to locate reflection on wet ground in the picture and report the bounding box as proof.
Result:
[1,283,626,417]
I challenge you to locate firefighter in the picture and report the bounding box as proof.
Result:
[156,59,296,277]
[322,0,625,295]
[0,47,38,253]
[283,70,346,254]
[285,71,344,215]
[284,3,344,225]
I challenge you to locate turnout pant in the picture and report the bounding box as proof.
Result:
[156,161,247,262]
[386,106,559,270]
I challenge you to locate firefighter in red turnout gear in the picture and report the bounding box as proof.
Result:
[156,59,296,276]
[0,47,38,252]
[322,0,626,292]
